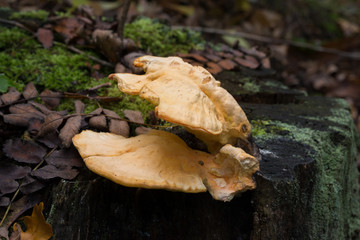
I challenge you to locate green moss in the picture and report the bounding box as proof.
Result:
[253,105,360,239]
[124,17,205,56]
[0,27,107,92]
[10,9,49,21]
[251,119,289,137]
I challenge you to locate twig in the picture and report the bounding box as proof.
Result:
[87,82,112,91]
[65,45,114,67]
[117,0,132,41]
[173,25,360,60]
[0,146,57,227]
[0,18,34,34]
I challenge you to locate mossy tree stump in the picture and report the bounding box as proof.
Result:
[45,71,360,240]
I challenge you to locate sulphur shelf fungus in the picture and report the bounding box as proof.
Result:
[73,55,260,201]
[73,130,258,201]
[109,55,252,153]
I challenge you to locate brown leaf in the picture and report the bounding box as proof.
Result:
[206,62,223,75]
[36,132,61,148]
[89,107,103,115]
[0,197,10,207]
[9,104,45,118]
[54,18,84,43]
[0,88,21,105]
[19,176,45,195]
[123,109,144,124]
[59,116,81,148]
[32,165,78,180]
[28,101,53,115]
[0,179,18,197]
[0,164,31,180]
[261,57,271,69]
[203,53,222,62]
[123,52,145,73]
[3,113,42,127]
[28,118,43,136]
[74,100,85,114]
[37,112,63,137]
[234,56,259,69]
[37,28,53,49]
[92,29,136,63]
[135,126,152,135]
[22,82,38,100]
[178,53,207,63]
[3,139,47,164]
[218,59,236,70]
[103,109,129,137]
[115,62,126,73]
[13,202,53,240]
[40,89,62,109]
[89,115,107,131]
[45,147,84,168]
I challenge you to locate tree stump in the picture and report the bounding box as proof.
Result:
[45,71,360,240]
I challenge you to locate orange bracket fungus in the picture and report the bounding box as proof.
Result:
[73,55,259,201]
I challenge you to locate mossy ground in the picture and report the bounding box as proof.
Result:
[124,17,205,56]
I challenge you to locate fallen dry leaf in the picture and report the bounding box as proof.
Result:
[89,115,107,130]
[22,82,38,100]
[28,118,43,136]
[3,113,42,127]
[9,104,45,118]
[74,100,85,114]
[206,62,223,75]
[31,165,78,180]
[45,148,84,168]
[13,202,53,240]
[54,18,84,44]
[40,89,62,109]
[19,176,45,195]
[28,101,53,115]
[3,139,47,164]
[218,59,237,70]
[37,112,63,137]
[234,56,259,69]
[59,115,82,148]
[123,109,144,124]
[0,197,10,207]
[0,88,21,105]
[37,28,53,49]
[36,132,61,148]
[103,109,129,137]
[0,179,18,197]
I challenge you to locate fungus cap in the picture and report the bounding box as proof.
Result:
[72,130,208,192]
[109,56,252,152]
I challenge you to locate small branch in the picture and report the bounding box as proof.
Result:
[117,0,132,40]
[87,82,112,91]
[65,45,114,68]
[173,25,360,60]
[0,18,34,34]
